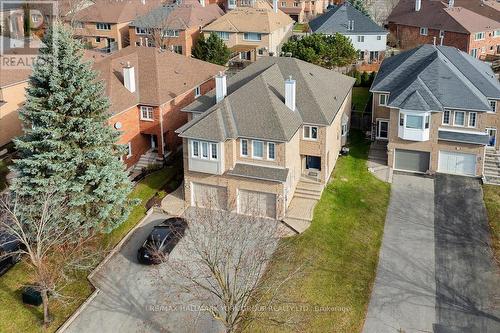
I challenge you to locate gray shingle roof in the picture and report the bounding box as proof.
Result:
[226,163,289,182]
[371,44,500,112]
[309,3,387,35]
[438,130,490,145]
[177,57,355,142]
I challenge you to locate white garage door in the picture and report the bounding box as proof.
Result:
[438,151,476,176]
[191,183,227,210]
[238,189,276,219]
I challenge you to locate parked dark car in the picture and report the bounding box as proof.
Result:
[0,232,22,276]
[137,217,188,265]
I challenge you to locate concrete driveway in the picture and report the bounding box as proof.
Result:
[363,174,500,333]
[63,212,222,333]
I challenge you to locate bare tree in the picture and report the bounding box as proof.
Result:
[0,192,101,326]
[153,201,304,333]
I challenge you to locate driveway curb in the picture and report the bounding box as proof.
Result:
[56,207,156,333]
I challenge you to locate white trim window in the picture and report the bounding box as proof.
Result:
[252,140,264,159]
[127,142,132,158]
[379,94,388,106]
[348,20,354,31]
[140,106,154,121]
[201,142,209,159]
[194,86,201,98]
[490,100,497,112]
[72,21,84,29]
[214,31,229,40]
[442,110,450,125]
[135,27,147,35]
[303,125,318,140]
[281,1,286,7]
[192,141,200,157]
[162,29,179,37]
[240,139,248,157]
[357,35,365,42]
[439,30,445,38]
[474,32,485,41]
[96,22,111,30]
[468,112,477,128]
[405,115,424,129]
[454,111,465,126]
[471,48,478,58]
[341,124,348,136]
[495,30,500,37]
[267,142,275,160]
[420,27,428,36]
[243,32,262,41]
[211,143,218,159]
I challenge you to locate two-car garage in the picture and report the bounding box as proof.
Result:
[190,182,277,219]
[393,148,477,176]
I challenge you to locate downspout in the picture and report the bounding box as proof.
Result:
[160,106,165,156]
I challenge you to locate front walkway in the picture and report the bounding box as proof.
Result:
[367,140,392,183]
[283,177,324,233]
[161,184,186,216]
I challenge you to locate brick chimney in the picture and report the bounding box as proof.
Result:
[415,0,421,11]
[448,0,454,8]
[273,0,278,13]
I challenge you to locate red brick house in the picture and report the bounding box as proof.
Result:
[89,46,224,170]
[387,0,500,59]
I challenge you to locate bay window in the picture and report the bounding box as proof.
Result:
[406,115,423,129]
[268,142,275,160]
[468,112,477,128]
[202,142,209,159]
[442,110,450,125]
[398,111,430,141]
[241,139,248,157]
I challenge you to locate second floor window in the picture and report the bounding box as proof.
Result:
[194,86,201,97]
[474,32,485,40]
[442,110,450,125]
[468,112,477,128]
[191,140,220,160]
[303,126,318,140]
[96,23,111,30]
[214,31,229,40]
[281,1,286,6]
[173,45,183,54]
[140,106,154,120]
[136,27,147,35]
[244,32,262,41]
[406,115,423,129]
[252,140,264,159]
[357,35,364,43]
[241,139,248,156]
[379,94,388,106]
[454,111,465,126]
[163,29,180,37]
[490,100,497,112]
[73,21,84,29]
[268,142,275,160]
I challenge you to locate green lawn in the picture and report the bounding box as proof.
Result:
[483,185,500,265]
[247,131,390,332]
[352,87,371,113]
[0,160,182,333]
[293,23,309,33]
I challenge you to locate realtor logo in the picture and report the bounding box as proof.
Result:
[0,0,57,68]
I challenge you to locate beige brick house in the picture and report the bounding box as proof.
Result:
[176,57,354,223]
[202,1,294,62]
[370,44,500,184]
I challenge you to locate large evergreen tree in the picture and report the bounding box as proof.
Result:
[348,0,369,16]
[282,33,357,69]
[12,24,134,232]
[192,33,231,66]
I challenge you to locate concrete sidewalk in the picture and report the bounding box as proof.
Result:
[363,174,436,333]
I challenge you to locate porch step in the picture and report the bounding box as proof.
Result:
[485,174,500,185]
[485,168,500,176]
[299,176,322,185]
[282,217,311,234]
[294,191,321,201]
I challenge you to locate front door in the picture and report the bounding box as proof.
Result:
[151,134,158,151]
[377,120,389,140]
[487,128,497,148]
[306,156,321,171]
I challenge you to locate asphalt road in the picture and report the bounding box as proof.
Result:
[363,174,500,333]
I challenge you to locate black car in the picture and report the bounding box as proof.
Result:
[0,232,22,276]
[137,217,188,265]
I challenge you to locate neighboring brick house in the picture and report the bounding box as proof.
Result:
[387,0,500,60]
[67,0,164,53]
[0,68,31,147]
[226,0,326,23]
[370,44,500,184]
[202,1,294,61]
[92,46,224,170]
[309,2,388,67]
[176,57,354,225]
[128,0,223,56]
